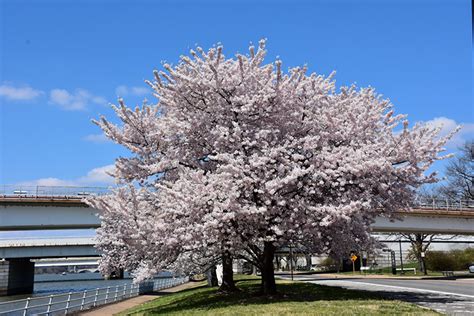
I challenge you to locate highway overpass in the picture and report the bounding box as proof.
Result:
[0,237,98,259]
[1,196,473,234]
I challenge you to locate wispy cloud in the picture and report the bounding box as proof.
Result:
[49,88,107,111]
[423,117,474,149]
[77,165,115,184]
[28,177,75,186]
[19,164,116,187]
[115,85,149,97]
[0,84,44,101]
[83,133,111,144]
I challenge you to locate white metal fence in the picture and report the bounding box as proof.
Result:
[0,185,109,198]
[0,277,188,316]
[414,198,474,211]
[1,185,473,211]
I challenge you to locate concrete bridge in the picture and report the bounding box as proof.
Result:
[1,195,473,234]
[0,185,473,295]
[0,237,98,259]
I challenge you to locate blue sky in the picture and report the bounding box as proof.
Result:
[0,0,472,188]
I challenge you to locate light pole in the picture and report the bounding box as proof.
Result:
[289,243,294,281]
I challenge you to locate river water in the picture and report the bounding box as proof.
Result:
[0,271,172,303]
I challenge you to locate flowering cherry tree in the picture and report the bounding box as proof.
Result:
[90,40,456,294]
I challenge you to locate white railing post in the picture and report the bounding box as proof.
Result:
[46,294,53,315]
[122,284,127,299]
[80,290,87,310]
[64,292,72,314]
[93,288,99,307]
[22,297,30,316]
[104,286,110,304]
[114,285,119,301]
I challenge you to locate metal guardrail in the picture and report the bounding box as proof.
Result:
[0,276,188,315]
[414,198,474,211]
[0,185,110,199]
[1,185,473,211]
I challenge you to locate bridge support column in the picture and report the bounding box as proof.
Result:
[0,259,35,296]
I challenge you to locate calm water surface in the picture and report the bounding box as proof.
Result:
[0,272,171,303]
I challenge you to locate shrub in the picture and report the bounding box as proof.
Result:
[320,257,339,272]
[425,247,474,271]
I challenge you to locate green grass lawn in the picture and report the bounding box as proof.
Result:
[119,275,439,315]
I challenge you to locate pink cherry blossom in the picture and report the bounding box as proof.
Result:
[89,39,457,294]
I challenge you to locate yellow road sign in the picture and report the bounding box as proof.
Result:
[351,255,358,262]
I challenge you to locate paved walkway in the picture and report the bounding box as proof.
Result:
[79,282,199,316]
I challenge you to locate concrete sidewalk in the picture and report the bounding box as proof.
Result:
[79,282,200,316]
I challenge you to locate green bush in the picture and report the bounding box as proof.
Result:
[320,256,339,272]
[425,247,474,271]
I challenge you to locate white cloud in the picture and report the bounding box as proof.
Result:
[115,85,149,97]
[77,165,115,184]
[49,88,107,110]
[19,164,116,187]
[423,117,474,149]
[32,177,75,186]
[0,84,43,101]
[83,133,111,144]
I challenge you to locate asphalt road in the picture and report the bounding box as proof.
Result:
[284,274,474,297]
[280,274,474,315]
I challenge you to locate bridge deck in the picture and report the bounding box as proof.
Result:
[1,195,473,234]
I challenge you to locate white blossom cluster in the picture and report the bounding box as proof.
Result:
[88,40,456,281]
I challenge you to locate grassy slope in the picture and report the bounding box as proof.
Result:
[120,275,438,315]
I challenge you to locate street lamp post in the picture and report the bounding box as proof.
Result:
[289,243,294,281]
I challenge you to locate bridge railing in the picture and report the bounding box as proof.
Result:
[1,185,473,211]
[0,276,188,315]
[413,198,474,211]
[0,185,110,199]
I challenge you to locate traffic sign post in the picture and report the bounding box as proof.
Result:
[350,254,357,274]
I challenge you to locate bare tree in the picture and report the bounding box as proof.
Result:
[402,233,455,275]
[440,140,473,200]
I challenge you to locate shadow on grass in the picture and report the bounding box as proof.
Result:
[126,279,450,315]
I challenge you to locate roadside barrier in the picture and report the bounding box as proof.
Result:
[0,276,188,315]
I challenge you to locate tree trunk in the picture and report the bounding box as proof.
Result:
[219,251,239,292]
[260,241,277,295]
[206,265,218,287]
[421,256,427,275]
[305,254,312,271]
[413,235,428,275]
